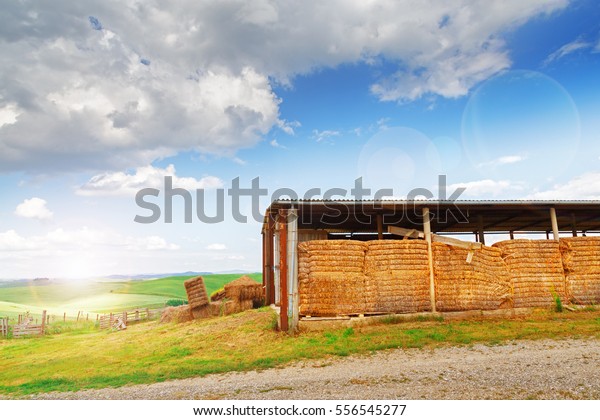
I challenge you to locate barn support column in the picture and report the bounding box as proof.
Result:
[422,207,437,313]
[376,214,383,240]
[550,208,559,240]
[263,214,275,305]
[571,213,578,237]
[287,208,299,332]
[278,210,288,332]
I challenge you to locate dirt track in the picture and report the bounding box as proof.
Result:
[22,338,600,400]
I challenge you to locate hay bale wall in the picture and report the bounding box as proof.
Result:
[432,243,511,312]
[560,237,600,304]
[298,240,367,317]
[493,239,567,308]
[364,240,431,313]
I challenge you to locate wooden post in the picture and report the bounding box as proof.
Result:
[288,208,299,332]
[571,213,578,237]
[477,214,485,245]
[267,217,275,305]
[550,207,559,240]
[96,314,99,322]
[40,310,46,335]
[47,315,50,325]
[278,210,289,332]
[509,231,514,240]
[376,214,383,240]
[86,313,89,321]
[423,207,437,313]
[76,311,80,322]
[546,231,550,240]
[63,312,66,322]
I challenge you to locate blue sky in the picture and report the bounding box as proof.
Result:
[1,0,599,278]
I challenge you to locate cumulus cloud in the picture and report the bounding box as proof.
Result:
[526,172,600,200]
[77,164,223,196]
[447,179,524,197]
[14,197,53,220]
[0,0,568,172]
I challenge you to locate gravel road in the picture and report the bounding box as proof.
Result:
[19,338,600,400]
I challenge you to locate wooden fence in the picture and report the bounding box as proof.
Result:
[98,308,163,329]
[0,317,8,337]
[9,310,46,338]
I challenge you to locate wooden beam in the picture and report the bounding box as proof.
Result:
[477,214,485,245]
[376,214,383,240]
[550,207,559,240]
[571,213,578,237]
[431,234,483,250]
[278,210,288,332]
[387,225,425,239]
[509,231,515,240]
[422,208,437,313]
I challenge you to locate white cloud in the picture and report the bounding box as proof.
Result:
[477,154,526,168]
[312,129,340,142]
[277,119,301,135]
[526,172,600,199]
[206,243,227,250]
[0,227,179,252]
[14,197,53,221]
[0,1,568,172]
[77,164,223,196]
[448,179,524,197]
[270,139,286,149]
[544,39,592,65]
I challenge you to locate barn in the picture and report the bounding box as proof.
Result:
[261,200,600,332]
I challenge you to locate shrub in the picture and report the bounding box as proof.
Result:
[165,299,188,307]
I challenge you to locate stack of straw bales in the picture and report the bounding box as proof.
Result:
[493,239,567,308]
[432,243,511,312]
[298,240,367,316]
[223,275,264,312]
[364,240,431,313]
[560,237,600,304]
[184,276,210,318]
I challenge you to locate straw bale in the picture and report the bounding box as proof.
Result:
[432,242,511,312]
[560,237,600,304]
[160,305,193,323]
[184,276,209,310]
[209,300,236,316]
[364,240,431,313]
[493,239,567,308]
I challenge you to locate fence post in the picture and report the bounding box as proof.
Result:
[40,310,47,335]
[63,312,66,322]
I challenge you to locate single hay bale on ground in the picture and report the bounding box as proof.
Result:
[224,275,264,307]
[560,237,600,304]
[365,239,431,313]
[184,276,209,311]
[209,300,236,317]
[432,242,511,312]
[160,305,193,323]
[493,239,567,308]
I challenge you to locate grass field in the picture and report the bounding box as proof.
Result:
[0,273,262,318]
[0,307,599,396]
